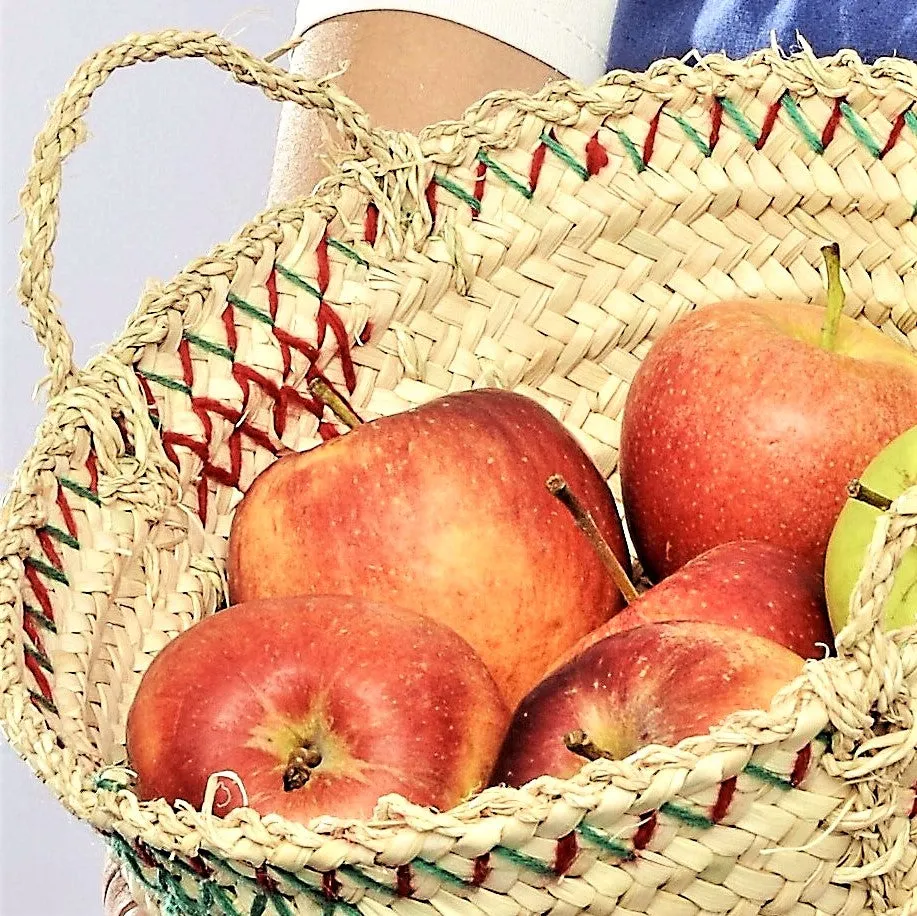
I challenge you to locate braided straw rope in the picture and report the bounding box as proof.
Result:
[3,29,917,916]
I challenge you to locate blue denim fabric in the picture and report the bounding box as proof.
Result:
[607,0,917,71]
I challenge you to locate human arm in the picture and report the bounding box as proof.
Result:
[268,10,568,203]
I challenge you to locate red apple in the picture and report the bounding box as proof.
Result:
[227,388,631,707]
[620,298,917,581]
[551,540,832,670]
[491,621,804,788]
[126,596,509,823]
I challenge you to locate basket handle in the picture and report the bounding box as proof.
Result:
[17,29,379,400]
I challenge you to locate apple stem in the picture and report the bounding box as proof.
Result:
[283,745,323,792]
[308,377,364,429]
[847,478,893,511]
[546,474,639,604]
[564,729,616,762]
[819,242,844,352]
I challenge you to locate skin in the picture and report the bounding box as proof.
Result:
[620,300,917,582]
[551,540,833,670]
[490,620,805,788]
[126,596,509,822]
[825,425,917,632]
[228,389,631,708]
[270,11,564,203]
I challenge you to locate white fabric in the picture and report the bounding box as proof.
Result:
[294,0,617,84]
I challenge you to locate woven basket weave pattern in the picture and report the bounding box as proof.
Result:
[2,30,917,916]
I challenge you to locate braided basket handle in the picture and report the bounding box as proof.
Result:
[17,29,377,399]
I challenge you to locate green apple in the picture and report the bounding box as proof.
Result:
[825,425,917,633]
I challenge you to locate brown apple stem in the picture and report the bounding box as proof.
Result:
[564,730,616,762]
[308,377,364,429]
[847,478,893,511]
[819,242,844,352]
[283,745,323,792]
[546,474,639,604]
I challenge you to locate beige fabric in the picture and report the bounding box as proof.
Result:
[3,29,917,916]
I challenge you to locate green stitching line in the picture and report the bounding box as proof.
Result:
[110,835,156,891]
[24,603,57,634]
[137,369,193,397]
[227,291,275,326]
[477,150,534,199]
[718,97,760,146]
[159,868,205,916]
[611,128,647,173]
[184,332,235,363]
[25,556,68,586]
[24,643,53,672]
[209,882,241,916]
[327,237,369,267]
[432,173,482,212]
[577,822,634,860]
[272,867,361,916]
[780,94,825,153]
[539,132,590,180]
[40,525,80,550]
[666,111,712,156]
[29,690,58,715]
[840,102,882,158]
[59,476,101,505]
[492,845,555,876]
[744,763,794,789]
[94,777,123,792]
[660,801,714,830]
[905,109,917,139]
[274,264,322,300]
[412,857,469,889]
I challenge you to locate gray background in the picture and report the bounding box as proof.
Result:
[1,3,298,912]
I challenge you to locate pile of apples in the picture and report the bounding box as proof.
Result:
[126,246,917,823]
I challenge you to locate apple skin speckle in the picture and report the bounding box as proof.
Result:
[620,299,917,581]
[490,620,804,788]
[227,388,631,709]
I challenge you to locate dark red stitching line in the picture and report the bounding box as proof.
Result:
[36,529,62,571]
[55,486,77,538]
[24,647,52,699]
[425,181,438,220]
[755,92,786,150]
[643,104,666,165]
[791,743,812,788]
[710,97,724,152]
[633,810,657,850]
[395,864,414,897]
[364,203,379,245]
[471,853,491,886]
[322,871,342,900]
[255,865,280,894]
[554,832,578,875]
[822,97,845,148]
[881,102,914,158]
[529,138,548,192]
[586,131,610,175]
[473,160,487,207]
[24,563,54,620]
[712,775,738,823]
[86,453,98,494]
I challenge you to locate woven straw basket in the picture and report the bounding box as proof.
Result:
[3,28,917,916]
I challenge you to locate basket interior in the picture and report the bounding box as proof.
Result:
[11,55,917,777]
